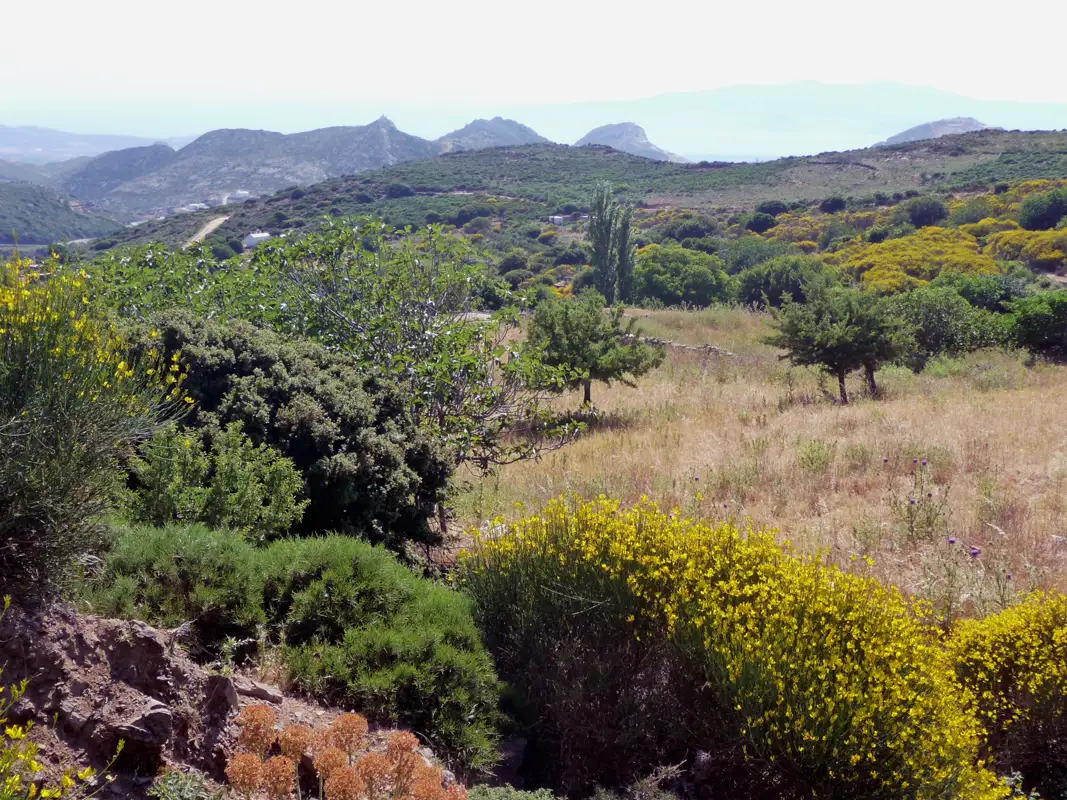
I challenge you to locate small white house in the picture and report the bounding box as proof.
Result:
[242,231,272,250]
[548,215,565,226]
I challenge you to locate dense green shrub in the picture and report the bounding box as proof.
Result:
[1010,291,1067,359]
[867,225,891,243]
[497,253,528,273]
[265,536,501,771]
[819,196,846,214]
[384,183,415,199]
[892,287,1009,370]
[461,497,1005,799]
[658,213,717,242]
[678,235,719,254]
[949,592,1067,797]
[84,522,265,642]
[127,422,308,539]
[0,263,177,597]
[949,197,995,227]
[571,266,596,292]
[893,196,950,228]
[464,216,493,234]
[502,269,534,288]
[736,254,831,307]
[1018,188,1067,231]
[930,266,1035,313]
[83,525,502,771]
[755,199,789,217]
[133,311,451,545]
[744,211,777,234]
[551,242,588,267]
[633,243,734,307]
[717,235,794,273]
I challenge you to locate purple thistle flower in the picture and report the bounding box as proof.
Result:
[1006,572,1013,581]
[909,497,916,505]
[921,459,928,466]
[912,458,919,464]
[970,546,982,558]
[948,537,957,544]
[883,457,889,463]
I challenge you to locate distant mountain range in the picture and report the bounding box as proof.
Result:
[2,80,1066,235]
[575,123,686,162]
[0,124,191,163]
[881,117,992,146]
[7,82,1067,164]
[0,117,684,220]
[439,117,548,151]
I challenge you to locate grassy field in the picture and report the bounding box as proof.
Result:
[454,307,1067,622]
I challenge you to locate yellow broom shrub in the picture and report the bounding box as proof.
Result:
[462,497,1008,799]
[949,592,1067,796]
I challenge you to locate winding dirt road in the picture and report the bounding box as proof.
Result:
[183,215,230,249]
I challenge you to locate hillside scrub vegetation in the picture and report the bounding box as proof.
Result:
[81,522,502,771]
[460,497,1008,799]
[9,171,1067,800]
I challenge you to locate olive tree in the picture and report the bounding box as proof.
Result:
[764,285,907,403]
[527,290,664,406]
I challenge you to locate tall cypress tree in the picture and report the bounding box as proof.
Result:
[588,182,619,303]
[614,202,636,303]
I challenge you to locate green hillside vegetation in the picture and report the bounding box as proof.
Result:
[87,129,1067,260]
[0,182,121,244]
[10,141,1067,800]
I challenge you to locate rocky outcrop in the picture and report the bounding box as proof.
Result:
[0,605,237,796]
[575,123,687,163]
[0,605,454,799]
[438,117,549,152]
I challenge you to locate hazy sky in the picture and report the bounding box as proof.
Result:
[5,0,1067,138]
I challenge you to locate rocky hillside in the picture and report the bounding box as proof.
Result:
[439,117,549,151]
[0,182,121,244]
[61,143,178,202]
[882,117,992,146]
[575,122,687,162]
[94,117,441,218]
[0,604,459,800]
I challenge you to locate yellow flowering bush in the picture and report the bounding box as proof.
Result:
[824,227,1002,292]
[0,258,182,595]
[949,592,1067,796]
[986,229,1067,271]
[959,218,1021,239]
[461,497,1007,799]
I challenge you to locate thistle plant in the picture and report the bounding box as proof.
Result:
[889,458,951,543]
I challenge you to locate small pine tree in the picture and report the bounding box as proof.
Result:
[764,285,907,403]
[528,290,664,406]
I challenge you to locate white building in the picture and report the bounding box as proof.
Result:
[548,215,565,226]
[242,231,272,250]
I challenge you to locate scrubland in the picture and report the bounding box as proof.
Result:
[457,306,1067,621]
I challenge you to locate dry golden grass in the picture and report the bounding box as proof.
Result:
[454,307,1067,621]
